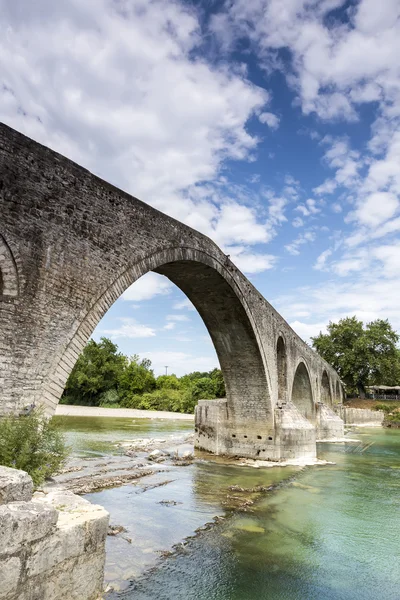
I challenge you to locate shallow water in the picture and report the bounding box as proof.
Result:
[58,418,400,599]
[106,428,400,600]
[53,415,193,457]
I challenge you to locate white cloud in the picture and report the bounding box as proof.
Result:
[313,249,332,271]
[289,321,328,344]
[214,0,400,251]
[292,217,304,228]
[295,198,320,217]
[139,351,219,377]
[164,322,176,330]
[285,230,316,255]
[122,272,172,302]
[166,314,190,322]
[211,202,273,246]
[0,0,277,274]
[352,192,399,227]
[226,246,277,273]
[259,111,280,129]
[173,298,196,311]
[372,242,400,278]
[313,179,337,196]
[268,196,287,224]
[102,318,156,339]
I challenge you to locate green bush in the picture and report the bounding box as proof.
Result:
[99,388,120,407]
[0,410,69,487]
[374,403,397,413]
[120,388,197,413]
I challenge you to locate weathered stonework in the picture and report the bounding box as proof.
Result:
[336,406,384,427]
[0,123,344,459]
[0,467,109,600]
[316,402,345,440]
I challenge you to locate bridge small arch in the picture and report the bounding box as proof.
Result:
[291,361,315,423]
[321,370,332,406]
[276,336,287,403]
[0,235,19,299]
[334,380,340,404]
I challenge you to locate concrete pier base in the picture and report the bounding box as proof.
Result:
[316,402,345,441]
[195,399,318,462]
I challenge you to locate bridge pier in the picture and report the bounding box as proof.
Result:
[316,402,345,441]
[195,399,318,462]
[195,399,345,461]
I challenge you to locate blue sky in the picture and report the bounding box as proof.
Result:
[2,0,400,375]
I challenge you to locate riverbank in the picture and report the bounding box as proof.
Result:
[49,416,400,597]
[56,404,194,420]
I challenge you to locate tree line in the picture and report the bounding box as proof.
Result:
[61,337,225,413]
[312,317,400,397]
[62,316,400,411]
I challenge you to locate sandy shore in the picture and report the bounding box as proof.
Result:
[55,404,194,420]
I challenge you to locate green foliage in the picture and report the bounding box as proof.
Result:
[374,403,393,413]
[99,388,120,407]
[62,336,226,413]
[156,374,181,390]
[63,338,127,406]
[0,411,69,487]
[118,355,156,399]
[311,317,400,396]
[190,377,218,400]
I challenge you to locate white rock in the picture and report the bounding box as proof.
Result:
[0,466,33,505]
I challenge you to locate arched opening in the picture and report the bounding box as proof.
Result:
[291,361,314,423]
[276,336,287,403]
[0,235,19,298]
[334,380,340,404]
[321,370,332,406]
[41,249,272,425]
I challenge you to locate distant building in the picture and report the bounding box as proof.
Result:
[366,386,400,400]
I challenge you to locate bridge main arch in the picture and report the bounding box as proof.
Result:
[41,246,273,426]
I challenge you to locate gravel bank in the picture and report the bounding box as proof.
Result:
[55,404,194,420]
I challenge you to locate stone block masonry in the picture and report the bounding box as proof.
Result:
[0,466,109,600]
[0,123,345,461]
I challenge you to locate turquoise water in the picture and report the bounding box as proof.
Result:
[104,428,400,600]
[57,418,400,599]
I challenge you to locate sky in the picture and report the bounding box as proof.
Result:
[1,0,400,375]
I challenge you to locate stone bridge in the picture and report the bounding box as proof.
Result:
[0,124,344,461]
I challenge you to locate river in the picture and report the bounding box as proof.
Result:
[55,416,400,600]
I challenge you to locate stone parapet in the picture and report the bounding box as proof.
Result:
[0,466,33,505]
[0,468,109,600]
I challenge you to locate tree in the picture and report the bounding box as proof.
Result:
[210,368,226,398]
[156,374,181,390]
[63,337,127,405]
[311,317,400,396]
[118,354,156,400]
